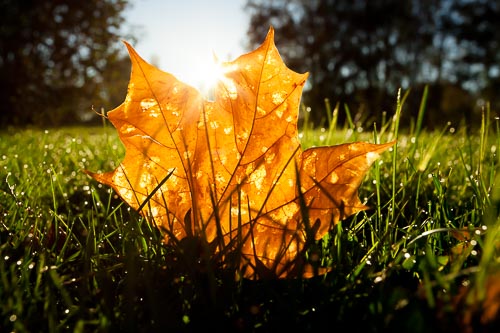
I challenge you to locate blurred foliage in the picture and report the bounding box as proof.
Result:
[0,0,134,128]
[245,0,500,128]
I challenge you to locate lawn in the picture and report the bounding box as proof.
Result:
[1,98,499,332]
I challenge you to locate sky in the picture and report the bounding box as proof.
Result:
[123,0,250,91]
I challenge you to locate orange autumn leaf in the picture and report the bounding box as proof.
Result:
[87,27,394,279]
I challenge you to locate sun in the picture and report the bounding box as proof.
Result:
[181,53,226,100]
[169,47,239,101]
[197,56,225,99]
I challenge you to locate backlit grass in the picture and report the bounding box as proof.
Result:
[1,95,499,332]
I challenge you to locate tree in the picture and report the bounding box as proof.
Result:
[0,0,134,127]
[441,0,500,106]
[245,0,499,127]
[245,0,420,124]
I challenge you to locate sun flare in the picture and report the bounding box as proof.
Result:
[184,53,226,99]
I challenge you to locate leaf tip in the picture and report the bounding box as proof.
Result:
[265,26,275,43]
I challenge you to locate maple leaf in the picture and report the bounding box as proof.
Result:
[87,27,394,279]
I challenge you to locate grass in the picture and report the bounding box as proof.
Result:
[1,93,499,332]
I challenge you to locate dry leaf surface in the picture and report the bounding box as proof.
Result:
[87,27,394,279]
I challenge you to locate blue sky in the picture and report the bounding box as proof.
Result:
[124,0,249,89]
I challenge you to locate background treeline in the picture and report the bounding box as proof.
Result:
[0,0,133,128]
[1,0,498,128]
[245,0,500,128]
